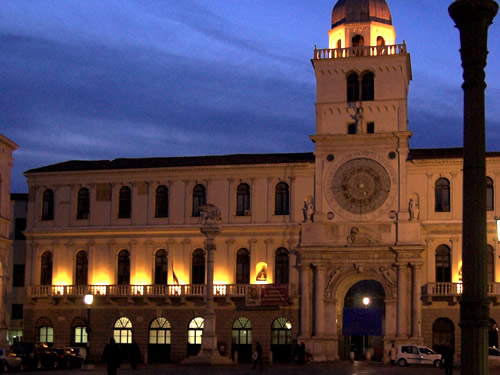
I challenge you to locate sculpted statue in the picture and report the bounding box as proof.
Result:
[409,198,420,220]
[303,196,314,222]
[346,227,376,245]
[324,266,343,298]
[198,204,221,225]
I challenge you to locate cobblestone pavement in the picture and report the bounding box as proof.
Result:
[16,362,500,375]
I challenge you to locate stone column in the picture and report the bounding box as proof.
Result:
[200,227,219,355]
[314,265,326,337]
[410,263,422,339]
[299,264,312,338]
[449,1,498,373]
[396,263,409,339]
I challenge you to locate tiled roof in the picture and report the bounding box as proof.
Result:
[409,148,500,160]
[25,153,316,174]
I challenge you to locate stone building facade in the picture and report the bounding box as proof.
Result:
[16,0,500,365]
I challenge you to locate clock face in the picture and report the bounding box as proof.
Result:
[328,158,392,216]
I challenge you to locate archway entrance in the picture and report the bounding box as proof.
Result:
[432,318,455,355]
[341,280,385,361]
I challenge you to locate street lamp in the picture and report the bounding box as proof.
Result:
[84,294,93,365]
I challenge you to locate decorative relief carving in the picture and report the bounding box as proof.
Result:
[346,227,379,245]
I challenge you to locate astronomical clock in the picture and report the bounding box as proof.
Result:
[325,152,398,221]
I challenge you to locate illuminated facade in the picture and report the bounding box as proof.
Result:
[17,0,500,364]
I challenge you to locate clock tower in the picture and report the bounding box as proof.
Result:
[298,0,424,363]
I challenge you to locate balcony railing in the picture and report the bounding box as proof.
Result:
[313,43,407,60]
[422,282,500,297]
[29,284,252,298]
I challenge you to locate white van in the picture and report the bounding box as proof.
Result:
[396,345,442,367]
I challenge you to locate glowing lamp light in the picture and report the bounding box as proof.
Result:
[496,218,500,241]
[84,294,94,305]
[363,297,370,306]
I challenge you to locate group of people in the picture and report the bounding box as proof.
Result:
[102,338,142,375]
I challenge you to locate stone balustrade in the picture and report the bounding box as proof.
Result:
[313,43,407,60]
[422,282,499,297]
[29,283,256,298]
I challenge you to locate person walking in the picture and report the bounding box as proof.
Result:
[129,341,141,370]
[102,337,121,375]
[389,344,397,366]
[252,341,263,370]
[442,346,454,375]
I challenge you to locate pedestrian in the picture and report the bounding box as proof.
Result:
[129,341,141,370]
[389,344,397,366]
[442,346,454,375]
[102,337,121,375]
[252,341,263,370]
[297,342,306,365]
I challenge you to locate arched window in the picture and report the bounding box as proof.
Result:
[352,34,364,47]
[117,250,130,285]
[149,317,172,363]
[347,72,359,102]
[38,326,54,344]
[275,248,289,284]
[488,245,495,283]
[114,317,132,344]
[77,188,90,220]
[274,182,289,215]
[192,184,206,217]
[42,189,54,221]
[377,36,386,46]
[236,183,251,216]
[435,178,451,212]
[118,186,132,218]
[187,317,204,357]
[432,318,455,354]
[154,249,168,285]
[487,177,494,211]
[71,317,88,345]
[35,317,54,344]
[232,317,252,362]
[361,71,374,101]
[40,251,53,285]
[271,317,292,362]
[75,250,88,286]
[192,249,205,284]
[336,39,342,49]
[435,245,451,282]
[236,248,250,284]
[155,185,169,218]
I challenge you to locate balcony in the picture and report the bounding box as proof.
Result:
[421,282,500,305]
[29,284,247,298]
[28,283,291,306]
[313,43,407,60]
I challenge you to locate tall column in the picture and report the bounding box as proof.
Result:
[201,229,218,354]
[449,1,498,374]
[396,263,409,339]
[314,265,326,337]
[411,263,422,339]
[299,264,312,338]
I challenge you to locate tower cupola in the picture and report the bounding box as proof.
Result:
[329,0,396,49]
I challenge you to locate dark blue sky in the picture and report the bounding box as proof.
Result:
[1,1,499,193]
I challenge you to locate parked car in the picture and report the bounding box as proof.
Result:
[396,345,442,367]
[0,348,23,372]
[65,346,87,361]
[489,346,500,365]
[11,341,59,370]
[52,348,83,369]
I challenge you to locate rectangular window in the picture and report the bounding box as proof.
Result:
[367,122,375,134]
[14,219,26,240]
[74,327,88,344]
[13,265,25,287]
[39,327,54,343]
[11,304,23,320]
[348,123,357,134]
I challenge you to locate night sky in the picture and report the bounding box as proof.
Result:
[2,1,499,193]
